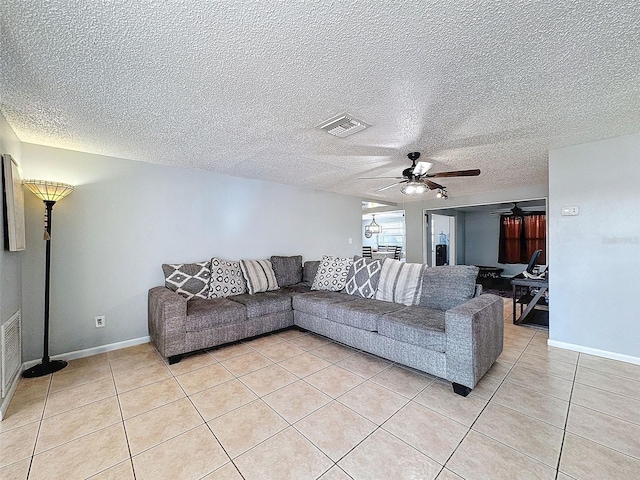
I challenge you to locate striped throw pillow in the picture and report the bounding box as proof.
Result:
[240,259,279,294]
[375,259,426,306]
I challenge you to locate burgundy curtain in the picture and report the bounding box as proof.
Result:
[501,217,522,263]
[498,213,546,264]
[523,214,546,264]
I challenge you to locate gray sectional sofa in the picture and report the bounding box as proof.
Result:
[148,257,503,396]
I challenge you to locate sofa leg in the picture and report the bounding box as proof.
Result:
[168,354,183,365]
[452,383,472,397]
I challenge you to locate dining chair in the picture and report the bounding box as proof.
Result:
[362,246,373,258]
[393,245,403,260]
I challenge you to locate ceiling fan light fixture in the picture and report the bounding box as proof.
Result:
[401,181,428,196]
[436,188,448,200]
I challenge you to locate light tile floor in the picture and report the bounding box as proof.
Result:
[2,300,640,479]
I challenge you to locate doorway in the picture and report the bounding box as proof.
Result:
[429,214,456,266]
[362,210,406,261]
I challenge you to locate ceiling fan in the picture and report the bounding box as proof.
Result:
[490,203,529,216]
[360,152,481,196]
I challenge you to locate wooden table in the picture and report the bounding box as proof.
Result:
[372,251,395,260]
[511,274,549,325]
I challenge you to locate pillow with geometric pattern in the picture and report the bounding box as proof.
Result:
[162,261,211,300]
[311,255,353,291]
[343,255,384,298]
[209,257,247,298]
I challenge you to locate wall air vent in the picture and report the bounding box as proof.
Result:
[317,113,369,138]
[2,310,21,398]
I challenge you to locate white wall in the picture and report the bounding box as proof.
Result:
[0,114,23,331]
[549,132,640,359]
[20,143,362,361]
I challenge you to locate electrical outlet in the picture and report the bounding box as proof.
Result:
[95,315,105,328]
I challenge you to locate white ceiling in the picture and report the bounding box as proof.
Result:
[1,1,639,202]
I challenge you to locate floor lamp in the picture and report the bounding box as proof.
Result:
[22,180,74,378]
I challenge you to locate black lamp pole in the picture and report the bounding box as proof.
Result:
[23,199,68,377]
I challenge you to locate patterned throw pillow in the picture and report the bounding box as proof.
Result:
[311,255,354,291]
[209,257,247,298]
[240,259,279,294]
[375,258,426,306]
[344,255,384,298]
[270,255,303,287]
[162,262,211,300]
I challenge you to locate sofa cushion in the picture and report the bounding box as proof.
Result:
[162,262,211,300]
[378,306,446,352]
[277,284,312,295]
[270,255,303,287]
[292,291,357,319]
[343,256,384,299]
[303,261,320,286]
[209,258,247,298]
[240,259,279,294]
[186,297,246,331]
[228,292,292,319]
[375,259,426,306]
[419,266,480,311]
[326,297,405,331]
[311,255,353,291]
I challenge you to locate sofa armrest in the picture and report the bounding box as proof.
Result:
[148,286,188,358]
[445,294,503,389]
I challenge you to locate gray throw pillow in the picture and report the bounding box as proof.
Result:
[419,265,480,310]
[344,255,384,298]
[209,257,247,298]
[270,255,303,287]
[303,261,321,286]
[162,261,211,300]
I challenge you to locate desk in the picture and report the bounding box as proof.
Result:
[511,275,549,325]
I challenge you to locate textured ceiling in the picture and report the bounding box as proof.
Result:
[1,1,639,202]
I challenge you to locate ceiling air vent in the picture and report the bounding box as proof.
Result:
[317,113,369,138]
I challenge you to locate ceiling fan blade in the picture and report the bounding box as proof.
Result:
[376,180,407,192]
[412,161,434,176]
[423,179,444,190]
[358,176,405,180]
[427,169,481,178]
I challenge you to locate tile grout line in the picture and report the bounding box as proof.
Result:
[554,351,580,479]
[110,355,138,480]
[438,321,536,475]
[25,373,53,480]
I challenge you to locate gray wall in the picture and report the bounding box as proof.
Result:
[404,184,549,264]
[464,211,527,276]
[549,132,640,359]
[0,114,23,334]
[20,143,362,361]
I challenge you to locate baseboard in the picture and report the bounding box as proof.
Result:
[0,371,21,421]
[548,339,640,366]
[23,336,152,370]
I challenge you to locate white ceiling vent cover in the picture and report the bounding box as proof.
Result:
[317,114,369,138]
